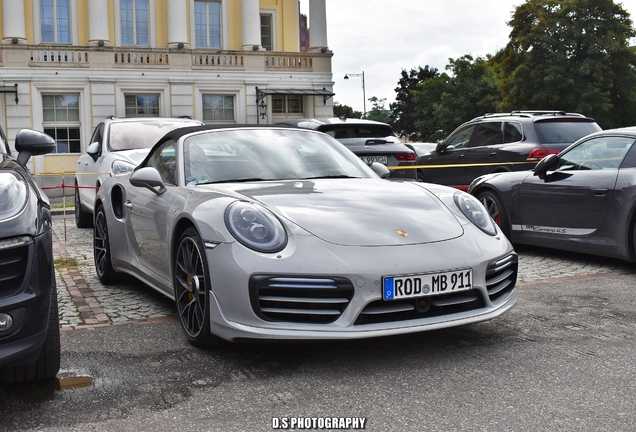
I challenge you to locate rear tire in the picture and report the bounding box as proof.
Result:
[477,190,510,238]
[75,182,93,228]
[94,205,119,284]
[0,285,61,383]
[417,170,427,183]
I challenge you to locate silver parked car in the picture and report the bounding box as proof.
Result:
[275,117,416,180]
[94,125,517,347]
[74,116,203,227]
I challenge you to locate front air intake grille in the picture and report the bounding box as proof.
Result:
[354,289,485,325]
[249,275,354,324]
[0,237,32,299]
[486,253,518,302]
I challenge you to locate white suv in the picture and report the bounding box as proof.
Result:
[75,117,203,227]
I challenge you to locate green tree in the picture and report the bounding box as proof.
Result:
[389,66,438,140]
[413,55,502,141]
[365,96,390,123]
[498,0,636,128]
[333,101,362,119]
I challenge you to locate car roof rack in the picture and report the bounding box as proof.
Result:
[475,111,586,121]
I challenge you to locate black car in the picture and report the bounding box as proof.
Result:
[275,117,416,180]
[0,127,60,383]
[468,127,636,262]
[417,111,602,190]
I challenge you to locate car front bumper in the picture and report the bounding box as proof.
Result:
[0,230,55,368]
[204,229,517,342]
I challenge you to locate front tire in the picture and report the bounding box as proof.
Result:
[174,227,220,348]
[94,205,119,284]
[75,182,93,228]
[477,190,510,238]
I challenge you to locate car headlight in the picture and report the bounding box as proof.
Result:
[453,191,497,236]
[225,201,287,253]
[111,159,137,176]
[0,172,27,221]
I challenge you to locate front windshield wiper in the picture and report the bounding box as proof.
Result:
[304,175,360,180]
[196,178,267,185]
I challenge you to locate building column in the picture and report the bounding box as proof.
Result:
[88,0,112,46]
[242,0,263,51]
[2,0,27,45]
[308,0,328,52]
[167,0,189,48]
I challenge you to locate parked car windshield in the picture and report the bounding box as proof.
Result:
[183,129,375,184]
[534,120,602,144]
[109,120,199,151]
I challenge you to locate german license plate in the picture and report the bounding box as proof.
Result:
[383,269,473,300]
[360,155,388,165]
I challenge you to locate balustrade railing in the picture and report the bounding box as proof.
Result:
[192,54,243,67]
[29,50,89,64]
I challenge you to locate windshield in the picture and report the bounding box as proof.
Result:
[534,120,602,144]
[108,120,200,151]
[183,129,375,184]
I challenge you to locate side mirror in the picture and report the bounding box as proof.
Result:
[370,162,391,179]
[130,167,167,195]
[533,153,559,180]
[435,141,447,153]
[15,129,56,166]
[87,142,100,161]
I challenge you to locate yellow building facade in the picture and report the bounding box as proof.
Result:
[0,0,333,188]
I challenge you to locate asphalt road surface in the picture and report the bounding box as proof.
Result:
[1,269,635,432]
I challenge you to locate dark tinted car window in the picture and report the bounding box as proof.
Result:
[471,122,503,147]
[534,120,602,144]
[503,122,523,143]
[445,125,476,150]
[89,123,104,151]
[319,125,395,139]
[146,139,177,185]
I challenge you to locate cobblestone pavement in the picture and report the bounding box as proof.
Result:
[51,215,635,329]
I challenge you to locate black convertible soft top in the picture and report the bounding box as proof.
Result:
[156,123,297,144]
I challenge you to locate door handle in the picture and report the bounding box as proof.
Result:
[592,189,608,196]
[489,152,497,156]
[124,201,133,209]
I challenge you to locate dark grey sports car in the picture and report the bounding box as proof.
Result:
[94,125,518,347]
[469,127,636,262]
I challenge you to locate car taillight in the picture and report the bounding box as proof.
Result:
[526,148,560,161]
[396,152,416,161]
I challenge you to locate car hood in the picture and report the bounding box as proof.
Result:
[209,179,464,246]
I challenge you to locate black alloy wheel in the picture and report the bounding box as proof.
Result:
[477,191,510,238]
[94,205,119,284]
[174,227,219,348]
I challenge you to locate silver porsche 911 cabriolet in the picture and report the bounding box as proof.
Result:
[94,125,518,347]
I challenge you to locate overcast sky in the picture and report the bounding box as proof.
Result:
[299,0,636,114]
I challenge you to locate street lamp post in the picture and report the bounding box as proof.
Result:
[343,72,366,118]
